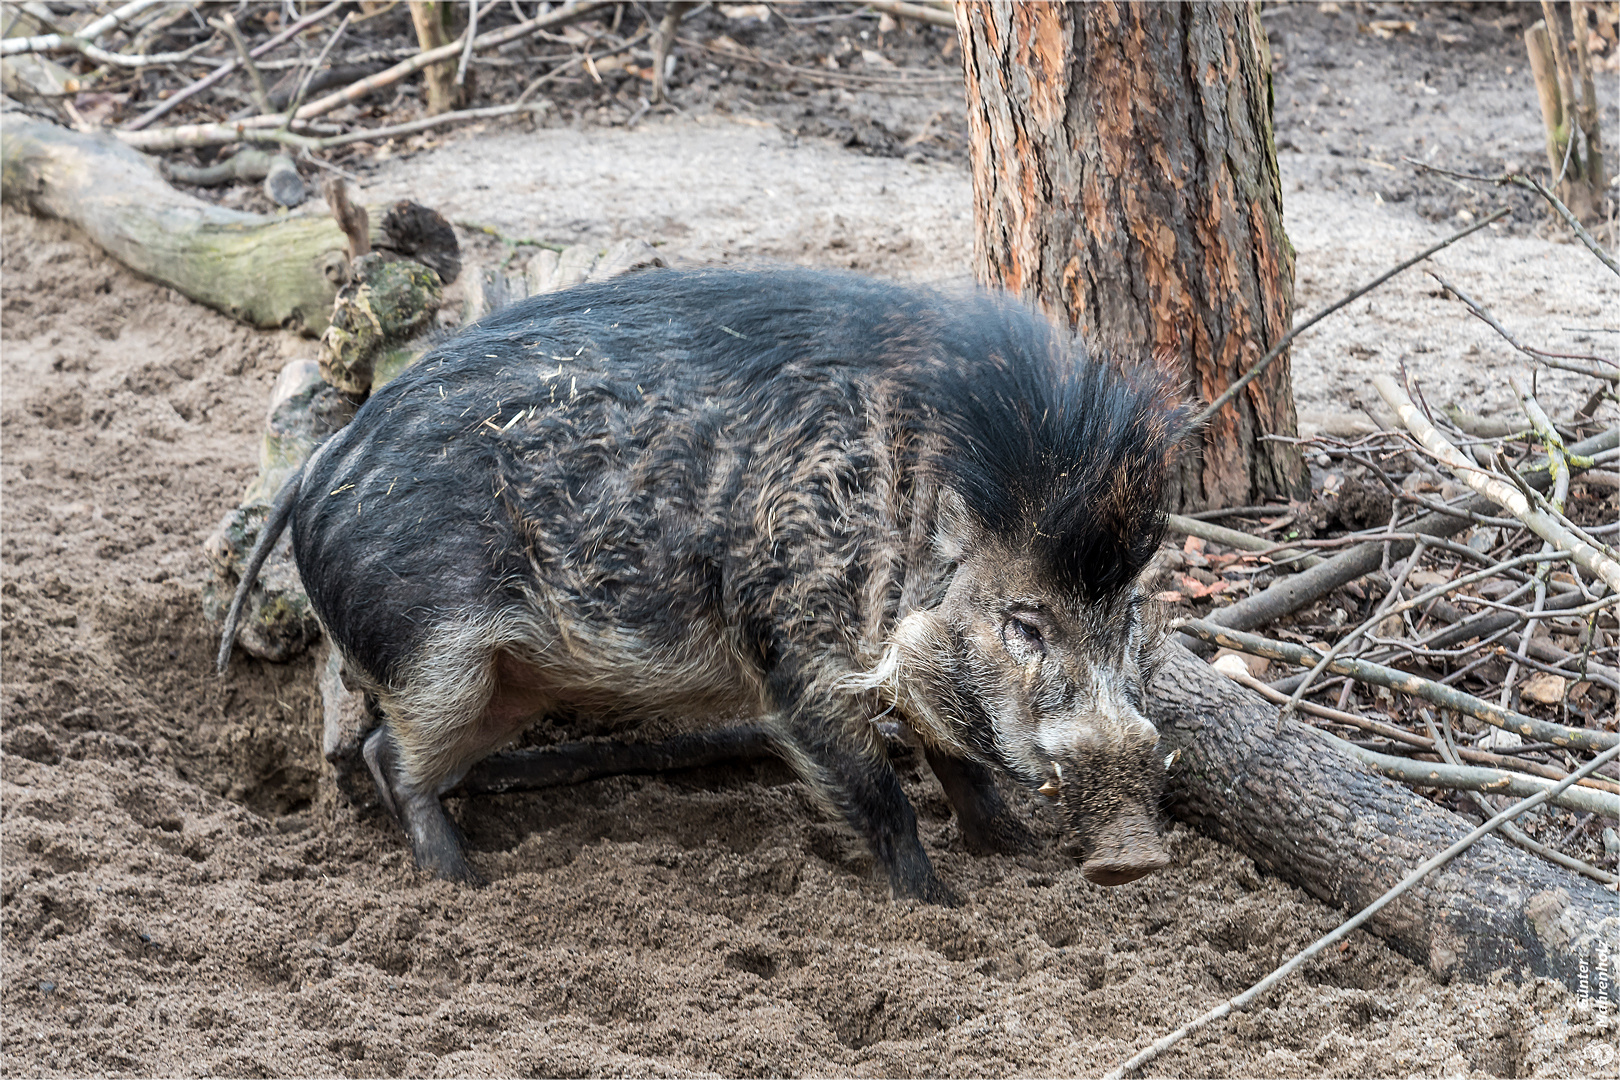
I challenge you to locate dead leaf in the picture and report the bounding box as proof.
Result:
[860,48,896,70]
[1521,673,1567,705]
[1213,649,1270,679]
[1153,590,1185,603]
[1178,575,1228,599]
[1364,19,1416,38]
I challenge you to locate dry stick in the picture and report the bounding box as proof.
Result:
[0,29,219,68]
[1277,548,1572,721]
[123,0,346,132]
[115,0,614,151]
[1189,208,1511,428]
[1375,375,1620,593]
[1164,514,1324,569]
[1405,160,1619,277]
[456,0,479,86]
[864,0,961,29]
[1223,667,1620,794]
[1101,739,1620,1080]
[1325,729,1617,816]
[1428,710,1618,885]
[282,14,353,135]
[284,0,612,119]
[1178,619,1619,751]
[0,0,168,54]
[1428,271,1619,382]
[214,13,271,115]
[311,101,547,150]
[1199,426,1619,637]
[110,100,547,154]
[516,30,651,104]
[1499,376,1570,711]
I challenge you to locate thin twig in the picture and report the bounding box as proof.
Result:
[116,0,614,151]
[1404,160,1619,277]
[1376,375,1620,593]
[123,0,346,132]
[1427,712,1617,884]
[213,13,270,115]
[1177,619,1619,751]
[0,0,168,54]
[1190,208,1512,428]
[282,13,353,133]
[1329,733,1617,816]
[456,0,479,86]
[1428,272,1619,381]
[0,30,221,68]
[1278,547,1568,721]
[1223,668,1620,792]
[1101,740,1620,1080]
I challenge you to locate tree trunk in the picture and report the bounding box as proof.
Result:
[408,1,462,116]
[955,1,1307,511]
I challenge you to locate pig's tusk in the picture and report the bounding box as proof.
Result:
[1038,779,1060,799]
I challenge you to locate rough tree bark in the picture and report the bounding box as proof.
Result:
[955,1,1307,511]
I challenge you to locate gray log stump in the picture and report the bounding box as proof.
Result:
[1150,643,1618,1002]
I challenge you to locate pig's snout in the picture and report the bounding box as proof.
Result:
[1049,735,1169,886]
[1077,813,1169,886]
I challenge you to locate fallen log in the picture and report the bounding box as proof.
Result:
[1151,643,1618,1002]
[0,115,457,334]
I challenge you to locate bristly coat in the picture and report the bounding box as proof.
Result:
[270,267,1186,898]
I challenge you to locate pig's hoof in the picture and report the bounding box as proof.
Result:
[418,844,487,887]
[893,871,960,907]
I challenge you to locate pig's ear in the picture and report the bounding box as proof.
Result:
[933,486,973,562]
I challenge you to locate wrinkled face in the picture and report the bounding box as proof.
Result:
[886,523,1170,886]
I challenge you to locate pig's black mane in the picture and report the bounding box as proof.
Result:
[462,268,1185,600]
[921,294,1185,601]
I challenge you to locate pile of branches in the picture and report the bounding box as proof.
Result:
[0,0,959,174]
[1159,177,1619,886]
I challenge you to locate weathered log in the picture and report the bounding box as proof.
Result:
[1151,643,1618,1001]
[203,361,354,661]
[0,116,458,334]
[318,253,444,397]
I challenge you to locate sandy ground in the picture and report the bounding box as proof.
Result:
[4,3,1619,1078]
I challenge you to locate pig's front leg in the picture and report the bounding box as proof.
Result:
[922,746,1041,856]
[765,672,957,906]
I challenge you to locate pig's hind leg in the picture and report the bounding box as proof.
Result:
[362,632,547,885]
[764,671,957,905]
[363,725,484,884]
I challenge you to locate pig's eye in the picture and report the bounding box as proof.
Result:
[1004,616,1046,656]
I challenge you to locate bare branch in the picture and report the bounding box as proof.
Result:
[1178,618,1619,752]
[1375,374,1620,593]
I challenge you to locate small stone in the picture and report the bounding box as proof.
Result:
[38,981,55,994]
